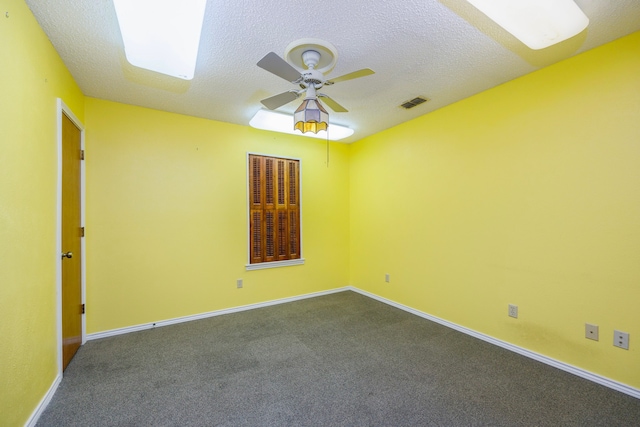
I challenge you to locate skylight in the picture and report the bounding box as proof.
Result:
[250,109,354,141]
[113,0,207,80]
[466,0,589,50]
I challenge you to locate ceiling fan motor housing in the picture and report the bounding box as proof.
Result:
[300,70,324,88]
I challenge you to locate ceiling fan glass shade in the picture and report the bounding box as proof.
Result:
[465,0,589,50]
[113,0,207,79]
[250,110,353,141]
[294,98,329,134]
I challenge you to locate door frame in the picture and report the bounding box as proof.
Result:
[56,99,86,375]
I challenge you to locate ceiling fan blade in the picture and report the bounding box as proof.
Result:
[318,94,348,113]
[260,91,300,110]
[257,52,302,83]
[326,68,375,85]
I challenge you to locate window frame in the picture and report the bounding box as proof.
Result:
[245,152,304,271]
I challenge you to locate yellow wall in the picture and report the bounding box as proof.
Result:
[0,0,85,425]
[349,32,640,388]
[84,98,350,333]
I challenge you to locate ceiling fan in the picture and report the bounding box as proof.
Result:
[256,39,374,113]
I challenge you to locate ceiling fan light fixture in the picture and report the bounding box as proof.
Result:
[294,98,329,134]
[465,0,589,50]
[250,110,353,141]
[113,0,207,79]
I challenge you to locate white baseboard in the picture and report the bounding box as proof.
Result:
[348,286,640,400]
[26,374,61,427]
[87,287,350,341]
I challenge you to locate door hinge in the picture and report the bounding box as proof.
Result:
[80,150,85,160]
[81,303,85,314]
[81,226,85,237]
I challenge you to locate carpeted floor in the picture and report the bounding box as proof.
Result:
[37,291,640,426]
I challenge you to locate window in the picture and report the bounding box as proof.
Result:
[247,154,302,269]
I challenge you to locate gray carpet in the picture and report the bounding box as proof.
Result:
[38,291,640,426]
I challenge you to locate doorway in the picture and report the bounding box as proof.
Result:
[58,100,85,371]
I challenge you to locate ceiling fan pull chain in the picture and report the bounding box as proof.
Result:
[326,129,330,168]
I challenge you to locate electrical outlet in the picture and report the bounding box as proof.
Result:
[585,323,599,341]
[508,304,518,319]
[236,279,243,289]
[613,330,629,350]
[385,273,390,283]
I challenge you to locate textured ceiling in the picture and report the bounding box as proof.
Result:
[25,0,640,143]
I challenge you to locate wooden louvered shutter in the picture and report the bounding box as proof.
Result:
[287,160,300,258]
[249,154,300,264]
[249,155,263,264]
[263,157,276,262]
[275,158,288,260]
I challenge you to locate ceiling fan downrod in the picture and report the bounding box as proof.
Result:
[300,50,324,88]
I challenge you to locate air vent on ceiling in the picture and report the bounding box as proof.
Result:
[400,97,429,109]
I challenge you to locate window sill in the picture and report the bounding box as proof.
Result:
[245,258,305,271]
